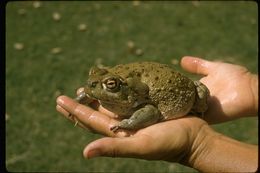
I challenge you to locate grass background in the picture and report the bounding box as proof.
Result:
[6,1,258,172]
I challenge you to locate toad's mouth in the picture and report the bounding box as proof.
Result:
[82,87,144,107]
[89,93,136,108]
[85,92,97,100]
[78,90,126,105]
[82,87,98,100]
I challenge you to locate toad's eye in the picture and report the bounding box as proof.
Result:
[106,79,117,89]
[102,78,121,92]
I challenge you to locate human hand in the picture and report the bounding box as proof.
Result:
[56,95,258,172]
[181,56,258,124]
[56,57,258,172]
[56,95,208,162]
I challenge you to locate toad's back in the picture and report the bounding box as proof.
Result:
[108,62,196,119]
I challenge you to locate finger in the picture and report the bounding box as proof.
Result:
[83,136,146,159]
[57,95,114,135]
[98,105,118,118]
[56,104,70,117]
[180,56,214,76]
[56,105,92,131]
[56,95,127,137]
[56,104,77,124]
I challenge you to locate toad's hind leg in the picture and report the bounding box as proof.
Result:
[191,81,210,117]
[110,105,161,132]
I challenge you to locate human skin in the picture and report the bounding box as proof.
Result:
[181,56,258,124]
[56,56,258,172]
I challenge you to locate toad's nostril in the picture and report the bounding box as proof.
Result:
[92,81,98,87]
[87,80,98,88]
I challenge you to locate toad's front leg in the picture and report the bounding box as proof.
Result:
[110,105,161,132]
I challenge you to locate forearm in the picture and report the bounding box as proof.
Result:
[186,126,258,172]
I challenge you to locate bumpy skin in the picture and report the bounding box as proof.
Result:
[77,62,209,131]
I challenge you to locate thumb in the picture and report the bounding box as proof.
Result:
[83,136,145,159]
[180,56,214,76]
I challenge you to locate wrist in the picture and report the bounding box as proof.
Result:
[183,124,258,172]
[177,120,214,167]
[183,124,217,170]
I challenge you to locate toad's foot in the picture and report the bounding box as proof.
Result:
[110,105,161,132]
[191,80,210,114]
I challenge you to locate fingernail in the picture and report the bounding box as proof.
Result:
[85,149,101,159]
[57,97,65,105]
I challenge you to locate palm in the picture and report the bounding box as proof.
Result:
[56,94,207,161]
[198,62,254,123]
[81,107,206,161]
[130,116,205,161]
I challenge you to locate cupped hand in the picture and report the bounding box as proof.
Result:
[56,56,258,162]
[181,56,258,124]
[56,95,208,162]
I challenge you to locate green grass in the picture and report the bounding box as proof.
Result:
[6,1,258,172]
